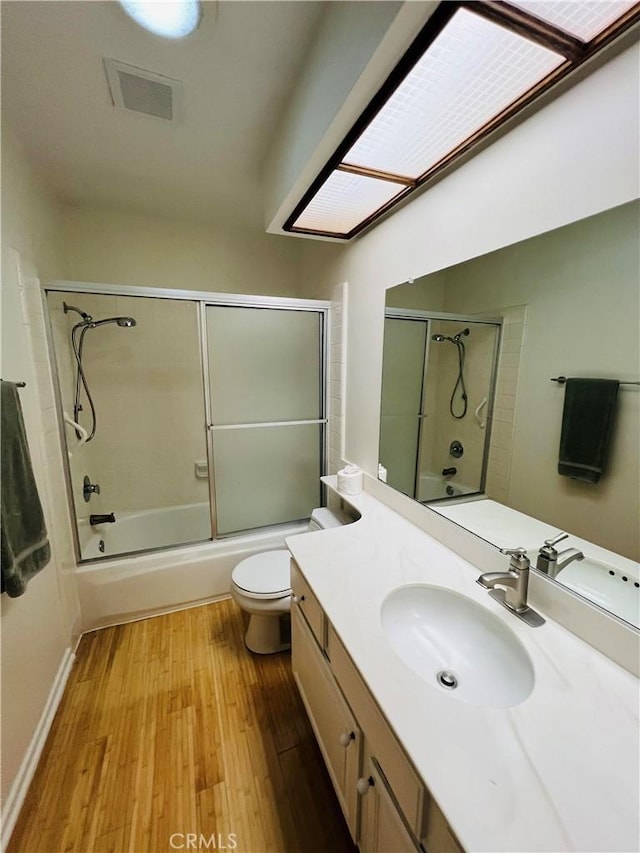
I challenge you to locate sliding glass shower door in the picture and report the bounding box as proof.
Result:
[379,317,428,498]
[205,306,325,536]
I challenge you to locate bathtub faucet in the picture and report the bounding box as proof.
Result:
[89,513,116,526]
[442,467,457,477]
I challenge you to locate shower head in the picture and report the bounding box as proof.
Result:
[63,301,92,322]
[432,328,470,345]
[90,316,137,329]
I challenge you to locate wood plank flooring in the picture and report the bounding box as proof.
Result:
[8,599,357,853]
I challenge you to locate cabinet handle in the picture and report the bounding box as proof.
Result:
[293,594,305,604]
[357,776,374,795]
[339,731,355,748]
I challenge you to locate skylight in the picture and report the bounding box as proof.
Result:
[510,1,637,41]
[293,170,408,234]
[343,8,564,181]
[286,0,640,240]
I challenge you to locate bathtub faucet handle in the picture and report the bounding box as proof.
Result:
[83,475,100,502]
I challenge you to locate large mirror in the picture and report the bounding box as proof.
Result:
[379,200,639,628]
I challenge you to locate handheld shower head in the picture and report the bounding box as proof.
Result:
[453,327,470,342]
[90,316,137,329]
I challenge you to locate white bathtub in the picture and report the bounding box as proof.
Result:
[417,473,474,502]
[76,505,308,630]
[78,501,211,560]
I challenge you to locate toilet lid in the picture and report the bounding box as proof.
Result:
[232,550,291,599]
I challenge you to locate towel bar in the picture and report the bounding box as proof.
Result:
[550,376,639,386]
[1,379,26,387]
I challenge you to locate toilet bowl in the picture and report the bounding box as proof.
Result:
[231,507,349,654]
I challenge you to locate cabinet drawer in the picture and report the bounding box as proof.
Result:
[327,624,424,837]
[290,558,325,648]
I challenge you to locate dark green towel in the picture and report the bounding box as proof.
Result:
[1,381,51,597]
[558,378,619,484]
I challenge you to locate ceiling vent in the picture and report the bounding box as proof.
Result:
[104,58,183,121]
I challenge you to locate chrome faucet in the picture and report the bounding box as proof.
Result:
[477,548,545,627]
[537,531,584,579]
[477,548,530,612]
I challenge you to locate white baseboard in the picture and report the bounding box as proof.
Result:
[1,647,75,851]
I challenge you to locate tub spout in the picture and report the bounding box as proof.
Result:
[89,513,116,526]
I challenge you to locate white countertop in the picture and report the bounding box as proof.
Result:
[286,481,640,853]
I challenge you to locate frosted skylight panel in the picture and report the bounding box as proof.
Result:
[343,8,564,180]
[510,2,637,42]
[292,171,406,234]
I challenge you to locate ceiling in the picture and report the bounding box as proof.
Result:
[1,0,326,228]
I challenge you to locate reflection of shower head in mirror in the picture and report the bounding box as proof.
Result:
[430,327,469,418]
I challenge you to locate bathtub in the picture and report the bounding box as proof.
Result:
[417,472,475,502]
[78,501,212,560]
[76,505,308,630]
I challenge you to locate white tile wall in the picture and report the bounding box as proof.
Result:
[485,307,526,503]
[12,257,81,637]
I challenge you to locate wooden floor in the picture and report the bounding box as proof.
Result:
[8,599,356,853]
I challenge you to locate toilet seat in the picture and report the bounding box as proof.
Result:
[231,550,291,600]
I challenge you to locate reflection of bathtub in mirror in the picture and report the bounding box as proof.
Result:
[417,473,474,503]
[436,499,639,628]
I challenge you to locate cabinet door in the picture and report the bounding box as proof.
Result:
[358,755,419,853]
[291,604,360,839]
[422,796,464,853]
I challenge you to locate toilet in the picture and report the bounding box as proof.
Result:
[231,507,349,654]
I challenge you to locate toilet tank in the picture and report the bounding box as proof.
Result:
[308,507,351,532]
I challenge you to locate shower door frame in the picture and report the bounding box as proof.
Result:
[380,313,431,500]
[44,279,330,564]
[384,308,503,502]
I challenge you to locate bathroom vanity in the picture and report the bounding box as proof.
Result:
[286,481,639,852]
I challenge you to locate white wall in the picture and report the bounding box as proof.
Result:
[300,42,640,488]
[0,130,79,816]
[60,204,306,297]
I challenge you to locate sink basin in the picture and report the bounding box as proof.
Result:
[381,585,534,708]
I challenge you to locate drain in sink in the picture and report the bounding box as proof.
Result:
[437,670,458,690]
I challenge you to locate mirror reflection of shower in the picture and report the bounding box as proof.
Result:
[379,313,500,503]
[63,301,137,442]
[431,327,470,418]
